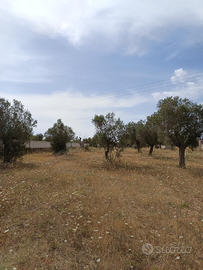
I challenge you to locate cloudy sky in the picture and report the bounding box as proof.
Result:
[1,0,203,138]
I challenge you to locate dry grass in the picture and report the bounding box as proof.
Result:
[0,147,203,270]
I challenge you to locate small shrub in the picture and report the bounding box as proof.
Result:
[181,202,189,209]
[84,145,90,151]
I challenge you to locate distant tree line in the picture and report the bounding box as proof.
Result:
[0,96,203,167]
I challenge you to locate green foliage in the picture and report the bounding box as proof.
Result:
[83,137,92,144]
[31,133,43,141]
[84,145,90,151]
[125,121,143,152]
[0,98,37,163]
[92,112,125,159]
[181,202,189,209]
[157,96,203,166]
[89,134,99,147]
[157,96,203,147]
[188,138,199,151]
[2,140,26,162]
[136,114,159,156]
[44,119,75,154]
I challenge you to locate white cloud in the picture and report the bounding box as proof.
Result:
[1,2,203,139]
[0,8,51,82]
[1,68,202,137]
[1,0,203,54]
[0,89,150,137]
[171,68,187,84]
[1,0,203,88]
[152,69,203,101]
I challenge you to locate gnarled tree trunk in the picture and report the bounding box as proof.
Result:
[105,145,109,159]
[3,141,9,163]
[179,145,186,167]
[136,141,141,153]
[148,145,154,156]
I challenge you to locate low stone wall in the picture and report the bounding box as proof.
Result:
[26,141,51,149]
[25,141,87,149]
[66,142,87,148]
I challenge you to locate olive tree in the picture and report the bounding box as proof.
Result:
[157,96,203,167]
[92,112,125,159]
[0,98,37,163]
[136,114,159,156]
[44,119,75,154]
[89,134,99,148]
[125,121,142,152]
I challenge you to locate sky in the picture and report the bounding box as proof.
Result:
[1,0,203,138]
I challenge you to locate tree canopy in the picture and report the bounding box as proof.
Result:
[136,114,159,156]
[31,133,44,141]
[44,119,75,154]
[0,98,37,162]
[157,96,203,167]
[125,121,142,152]
[92,112,125,159]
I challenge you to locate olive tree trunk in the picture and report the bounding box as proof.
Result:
[148,145,154,156]
[3,141,9,163]
[136,141,141,153]
[179,145,187,167]
[105,145,110,159]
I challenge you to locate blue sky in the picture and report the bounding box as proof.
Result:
[1,0,203,138]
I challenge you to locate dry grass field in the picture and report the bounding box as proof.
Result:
[0,147,203,270]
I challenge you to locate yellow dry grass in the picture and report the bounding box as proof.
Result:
[0,147,203,270]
